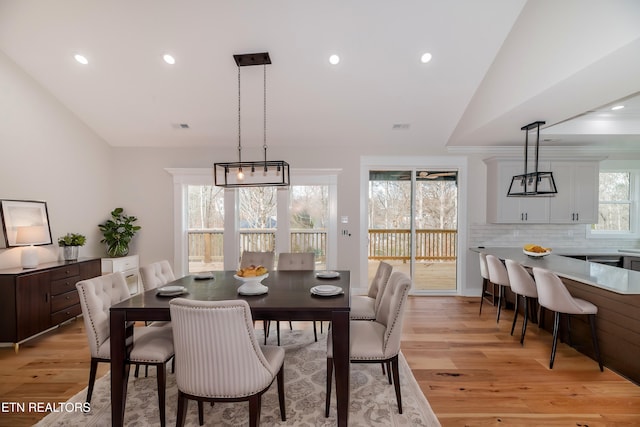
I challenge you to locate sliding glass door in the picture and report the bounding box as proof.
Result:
[368,169,458,291]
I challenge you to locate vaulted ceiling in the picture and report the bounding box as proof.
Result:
[1,1,639,151]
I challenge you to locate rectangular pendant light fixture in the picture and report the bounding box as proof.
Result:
[507,121,558,197]
[214,52,291,188]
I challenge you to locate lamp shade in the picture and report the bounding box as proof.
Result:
[15,225,49,245]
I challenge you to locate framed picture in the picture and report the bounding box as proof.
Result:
[0,200,53,248]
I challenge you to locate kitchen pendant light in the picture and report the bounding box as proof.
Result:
[507,121,557,197]
[214,52,290,188]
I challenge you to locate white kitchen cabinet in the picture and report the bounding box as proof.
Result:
[101,254,140,295]
[486,159,549,223]
[548,161,599,224]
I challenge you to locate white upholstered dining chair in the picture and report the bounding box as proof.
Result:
[478,252,494,315]
[169,298,286,427]
[76,272,174,427]
[240,251,275,270]
[532,267,603,371]
[273,252,318,344]
[325,271,412,416]
[350,261,393,320]
[140,260,176,292]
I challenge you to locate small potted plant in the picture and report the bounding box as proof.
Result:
[98,207,141,257]
[58,233,87,261]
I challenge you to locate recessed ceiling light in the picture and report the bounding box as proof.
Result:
[420,53,432,64]
[329,54,340,65]
[611,105,625,111]
[163,54,176,65]
[74,54,88,65]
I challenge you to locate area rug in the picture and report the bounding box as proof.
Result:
[36,329,440,426]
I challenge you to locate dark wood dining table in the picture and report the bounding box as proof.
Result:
[109,270,351,426]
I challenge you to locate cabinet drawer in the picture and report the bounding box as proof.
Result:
[50,265,80,281]
[51,303,81,325]
[51,276,80,296]
[111,258,138,272]
[50,289,80,313]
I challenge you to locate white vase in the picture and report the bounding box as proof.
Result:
[63,246,79,261]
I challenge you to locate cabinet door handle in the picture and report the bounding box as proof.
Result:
[576,213,579,221]
[525,213,528,221]
[521,213,524,221]
[571,213,575,221]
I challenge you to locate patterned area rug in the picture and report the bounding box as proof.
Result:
[37,328,440,426]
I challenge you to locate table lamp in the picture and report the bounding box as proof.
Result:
[15,225,49,269]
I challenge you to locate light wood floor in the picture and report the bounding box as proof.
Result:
[0,296,638,426]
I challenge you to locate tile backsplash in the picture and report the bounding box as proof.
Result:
[469,223,640,251]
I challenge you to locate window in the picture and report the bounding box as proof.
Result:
[592,171,636,234]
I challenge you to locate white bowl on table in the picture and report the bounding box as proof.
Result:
[234,273,269,295]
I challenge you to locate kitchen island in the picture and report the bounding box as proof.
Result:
[472,247,640,384]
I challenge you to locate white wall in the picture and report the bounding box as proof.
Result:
[0,51,113,269]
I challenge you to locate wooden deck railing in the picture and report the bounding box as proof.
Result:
[188,228,457,263]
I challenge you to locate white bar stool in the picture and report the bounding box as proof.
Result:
[532,267,603,371]
[485,255,510,323]
[505,259,538,345]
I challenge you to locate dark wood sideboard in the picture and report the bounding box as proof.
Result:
[0,258,101,351]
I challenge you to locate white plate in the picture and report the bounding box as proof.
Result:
[157,285,187,296]
[194,272,214,280]
[523,249,551,257]
[310,285,343,296]
[316,270,340,279]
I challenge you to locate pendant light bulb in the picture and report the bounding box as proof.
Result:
[237,168,245,181]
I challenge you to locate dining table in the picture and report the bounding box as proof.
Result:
[109,269,351,426]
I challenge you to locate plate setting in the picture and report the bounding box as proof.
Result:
[194,272,214,280]
[316,270,340,279]
[310,284,344,297]
[523,249,551,258]
[156,285,187,297]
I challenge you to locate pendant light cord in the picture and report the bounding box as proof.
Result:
[238,66,242,164]
[263,63,268,165]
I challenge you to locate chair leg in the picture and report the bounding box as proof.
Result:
[264,320,269,345]
[390,355,403,414]
[325,357,334,417]
[589,314,604,372]
[520,296,529,345]
[566,315,573,346]
[134,364,140,378]
[248,394,261,427]
[86,358,99,403]
[479,278,487,315]
[381,363,386,376]
[386,361,392,384]
[276,321,281,346]
[156,363,166,427]
[496,286,504,323]
[277,364,286,421]
[288,321,293,330]
[510,294,519,336]
[197,401,204,426]
[550,311,561,369]
[176,390,188,427]
[313,321,318,342]
[320,321,324,334]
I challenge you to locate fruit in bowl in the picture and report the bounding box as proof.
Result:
[523,244,551,257]
[236,264,268,278]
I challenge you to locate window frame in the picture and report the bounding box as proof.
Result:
[589,169,639,239]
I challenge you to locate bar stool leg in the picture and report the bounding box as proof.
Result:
[550,311,561,369]
[589,314,604,372]
[496,286,504,323]
[479,278,487,315]
[510,294,519,336]
[520,296,529,345]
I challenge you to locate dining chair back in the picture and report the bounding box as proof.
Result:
[240,251,275,270]
[326,271,411,416]
[76,272,174,426]
[277,252,315,270]
[169,298,286,426]
[504,259,538,344]
[532,267,603,371]
[274,252,317,342]
[485,254,510,323]
[140,260,176,291]
[351,261,392,320]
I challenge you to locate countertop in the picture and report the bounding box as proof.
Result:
[471,247,640,295]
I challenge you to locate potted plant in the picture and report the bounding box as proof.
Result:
[57,232,87,261]
[98,207,141,258]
